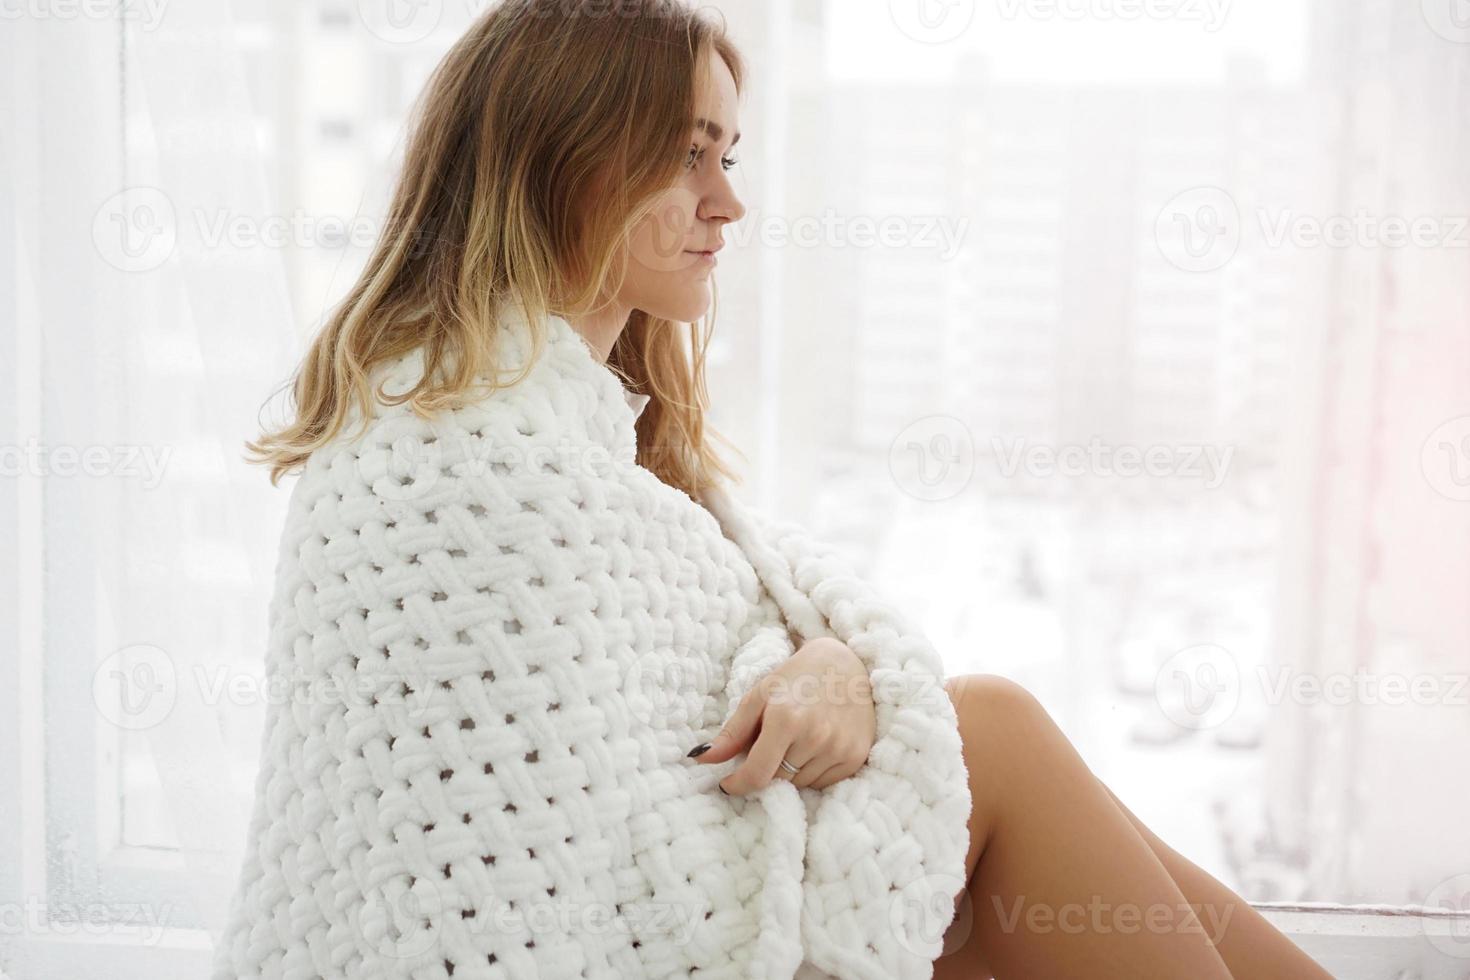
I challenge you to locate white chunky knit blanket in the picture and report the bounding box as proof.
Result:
[212,307,971,980]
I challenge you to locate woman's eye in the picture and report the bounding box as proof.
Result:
[685,144,741,172]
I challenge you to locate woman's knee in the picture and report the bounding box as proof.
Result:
[941,673,1047,882]
[944,672,1046,734]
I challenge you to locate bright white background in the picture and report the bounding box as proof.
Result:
[2,0,1468,976]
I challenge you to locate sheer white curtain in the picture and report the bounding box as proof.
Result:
[2,1,1468,977]
[3,3,298,975]
[735,0,1470,918]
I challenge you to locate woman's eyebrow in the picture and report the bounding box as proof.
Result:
[694,117,741,147]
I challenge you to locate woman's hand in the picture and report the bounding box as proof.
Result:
[687,637,876,794]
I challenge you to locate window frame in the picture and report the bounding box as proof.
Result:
[0,7,212,957]
[1,2,1466,976]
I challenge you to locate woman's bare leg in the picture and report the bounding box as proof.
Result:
[930,673,1233,979]
[931,673,1330,980]
[1098,784,1332,980]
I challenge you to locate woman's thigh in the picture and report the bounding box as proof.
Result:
[934,672,1233,980]
[942,673,1006,884]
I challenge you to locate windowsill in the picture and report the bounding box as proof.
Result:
[4,907,1465,980]
[3,927,214,980]
[1257,903,1470,979]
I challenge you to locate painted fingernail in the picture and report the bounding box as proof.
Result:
[687,742,712,758]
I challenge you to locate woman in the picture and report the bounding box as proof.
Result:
[222,2,1333,977]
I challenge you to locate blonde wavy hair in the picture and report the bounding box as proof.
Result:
[246,0,744,498]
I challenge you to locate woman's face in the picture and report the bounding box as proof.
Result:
[619,53,746,324]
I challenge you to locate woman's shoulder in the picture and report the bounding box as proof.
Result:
[291,306,634,511]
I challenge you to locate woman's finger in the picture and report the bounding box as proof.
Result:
[720,705,797,795]
[777,740,825,785]
[789,749,835,789]
[692,681,768,765]
[805,759,856,791]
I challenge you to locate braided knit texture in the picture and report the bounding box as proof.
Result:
[212,308,971,980]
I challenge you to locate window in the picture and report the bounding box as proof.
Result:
[2,1,1466,977]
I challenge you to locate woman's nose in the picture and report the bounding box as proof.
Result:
[701,180,746,226]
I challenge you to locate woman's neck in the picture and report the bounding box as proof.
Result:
[562,304,633,363]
